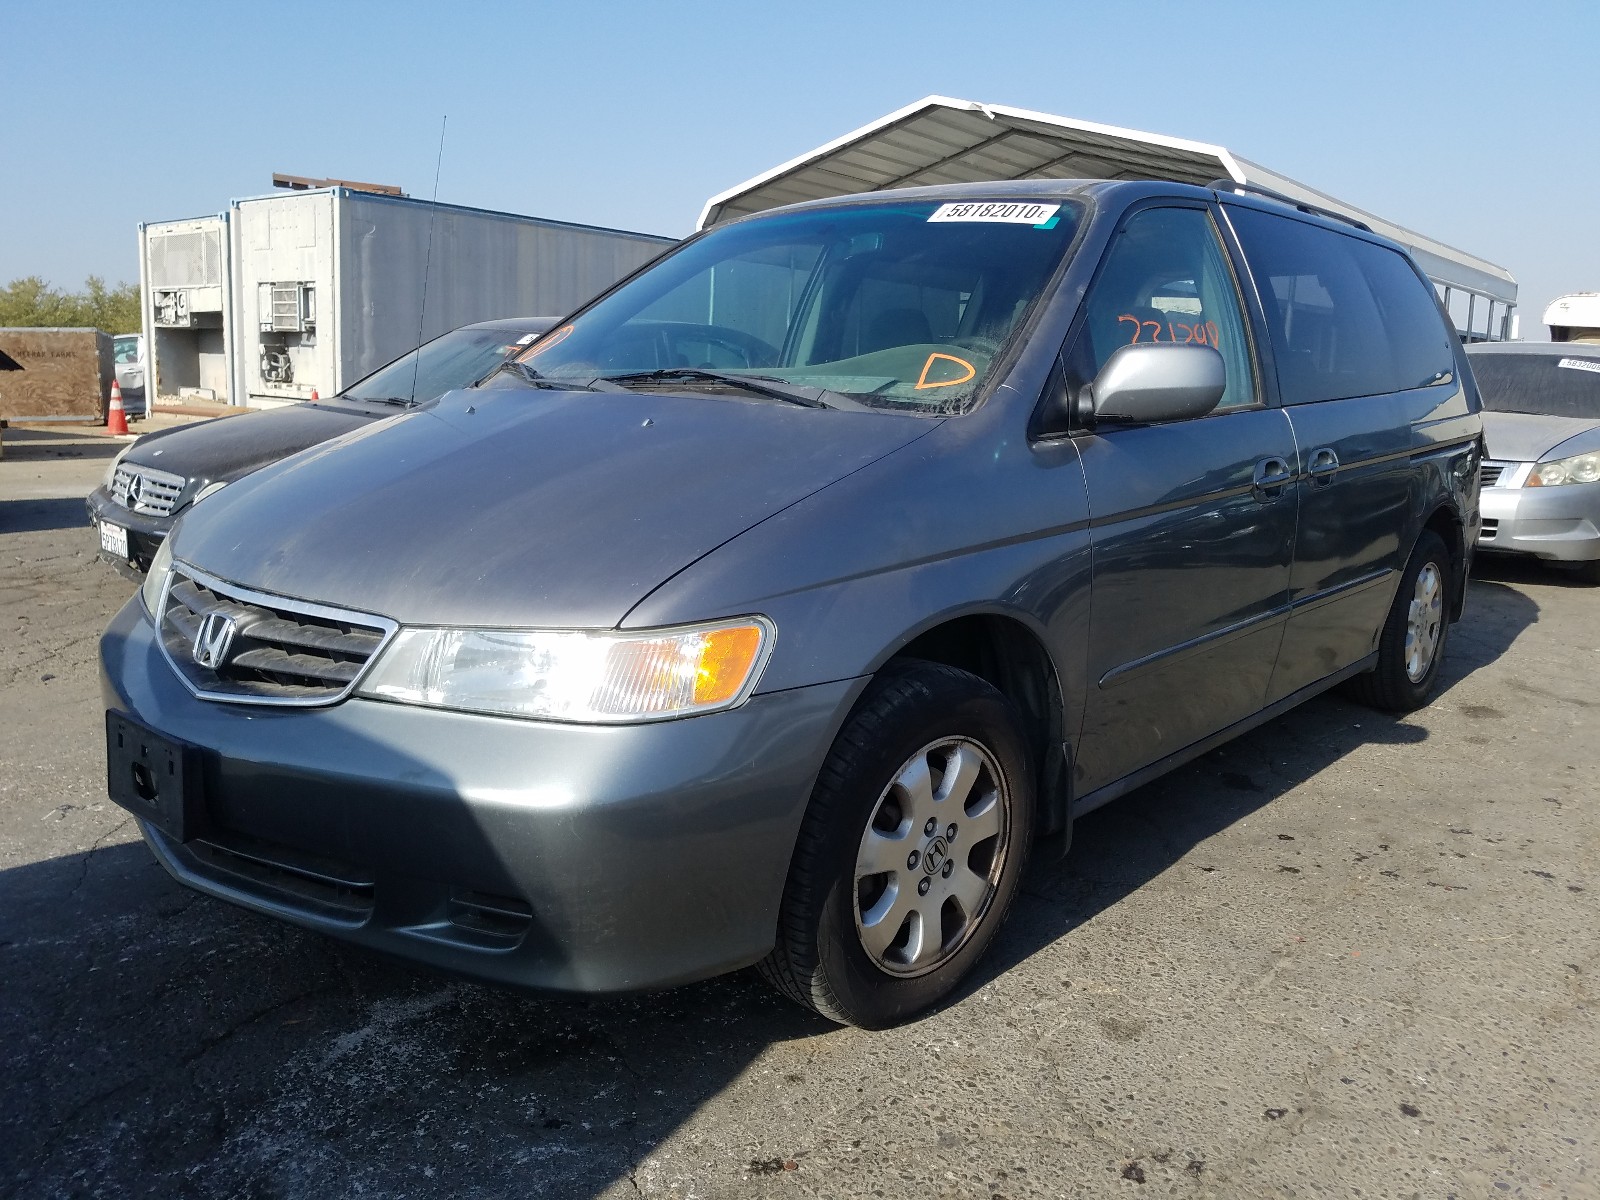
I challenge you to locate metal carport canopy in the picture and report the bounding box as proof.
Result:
[699,96,1515,308]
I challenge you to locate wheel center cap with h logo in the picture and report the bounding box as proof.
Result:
[922,836,949,875]
[192,611,238,670]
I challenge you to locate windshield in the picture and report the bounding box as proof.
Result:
[113,336,140,365]
[342,325,530,404]
[1469,351,1600,418]
[517,199,1084,416]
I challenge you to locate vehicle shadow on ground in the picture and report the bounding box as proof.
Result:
[1,427,125,459]
[1,835,831,1198]
[971,569,1542,1004]
[1,577,1542,1198]
[1472,552,1597,591]
[0,496,93,534]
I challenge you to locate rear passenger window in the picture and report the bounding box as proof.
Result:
[1226,206,1455,404]
[1066,206,1257,413]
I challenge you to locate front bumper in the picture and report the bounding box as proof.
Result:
[1478,473,1600,563]
[100,595,862,994]
[86,486,175,575]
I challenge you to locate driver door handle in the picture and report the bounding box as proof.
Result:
[1252,456,1294,500]
[1308,446,1340,486]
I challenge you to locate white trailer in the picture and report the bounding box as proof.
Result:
[139,188,677,409]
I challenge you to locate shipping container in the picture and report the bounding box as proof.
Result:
[140,189,677,409]
[141,216,233,405]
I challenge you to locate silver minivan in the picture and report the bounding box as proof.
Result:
[102,180,1481,1027]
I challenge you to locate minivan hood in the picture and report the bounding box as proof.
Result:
[129,400,385,486]
[1482,411,1600,463]
[172,388,933,628]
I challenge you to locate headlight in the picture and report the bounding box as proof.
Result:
[192,480,229,505]
[140,536,174,615]
[1528,450,1600,487]
[356,617,774,723]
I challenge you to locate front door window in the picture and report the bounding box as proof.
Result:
[1067,206,1257,412]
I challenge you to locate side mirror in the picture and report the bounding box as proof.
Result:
[1077,343,1226,427]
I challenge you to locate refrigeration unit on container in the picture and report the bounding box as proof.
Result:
[228,188,677,408]
[140,216,234,404]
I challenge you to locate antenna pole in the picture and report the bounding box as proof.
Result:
[409,115,447,403]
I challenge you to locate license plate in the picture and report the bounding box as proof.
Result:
[99,521,129,559]
[106,712,202,842]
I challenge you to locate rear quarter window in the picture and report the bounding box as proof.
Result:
[1227,206,1456,405]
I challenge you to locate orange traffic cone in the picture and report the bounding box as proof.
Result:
[310,388,319,401]
[107,379,129,436]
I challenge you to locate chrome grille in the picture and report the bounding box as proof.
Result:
[156,564,396,706]
[1479,460,1511,489]
[1480,518,1499,542]
[112,463,187,516]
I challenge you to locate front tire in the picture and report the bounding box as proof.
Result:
[1345,530,1452,712]
[760,662,1034,1028]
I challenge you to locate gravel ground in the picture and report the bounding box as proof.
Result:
[2,432,1595,1198]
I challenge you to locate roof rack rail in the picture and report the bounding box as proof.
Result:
[1206,179,1371,232]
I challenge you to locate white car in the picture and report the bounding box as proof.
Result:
[113,333,146,417]
[1468,341,1600,583]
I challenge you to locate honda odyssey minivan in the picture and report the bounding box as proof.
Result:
[101,180,1481,1028]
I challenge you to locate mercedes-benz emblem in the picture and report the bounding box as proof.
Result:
[125,473,143,508]
[192,611,238,670]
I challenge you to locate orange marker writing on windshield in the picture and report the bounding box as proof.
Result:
[914,352,977,390]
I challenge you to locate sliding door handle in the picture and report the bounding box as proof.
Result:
[1253,457,1294,499]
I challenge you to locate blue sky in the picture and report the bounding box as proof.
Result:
[4,0,1595,333]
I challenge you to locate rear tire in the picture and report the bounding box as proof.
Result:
[1345,530,1452,712]
[759,662,1034,1028]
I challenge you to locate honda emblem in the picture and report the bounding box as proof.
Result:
[192,611,237,670]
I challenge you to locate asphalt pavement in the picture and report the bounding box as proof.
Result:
[1,436,1595,1198]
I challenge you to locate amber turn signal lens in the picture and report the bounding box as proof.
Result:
[694,624,767,705]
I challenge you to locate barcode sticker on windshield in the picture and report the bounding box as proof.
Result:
[929,202,1061,227]
[1558,357,1600,374]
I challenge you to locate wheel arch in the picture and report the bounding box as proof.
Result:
[881,610,1072,844]
[1421,502,1468,620]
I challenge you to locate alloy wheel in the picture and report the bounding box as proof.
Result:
[853,736,1010,978]
[1404,561,1444,682]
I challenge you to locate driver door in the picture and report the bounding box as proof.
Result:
[1067,204,1299,794]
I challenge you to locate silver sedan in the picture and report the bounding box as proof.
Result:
[1467,341,1600,583]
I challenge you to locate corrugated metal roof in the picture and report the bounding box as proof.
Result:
[700,96,1514,306]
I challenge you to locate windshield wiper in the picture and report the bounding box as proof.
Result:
[602,368,836,409]
[482,359,606,392]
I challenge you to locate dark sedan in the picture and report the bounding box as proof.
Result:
[87,318,550,574]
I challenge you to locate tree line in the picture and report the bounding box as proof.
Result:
[1,277,142,335]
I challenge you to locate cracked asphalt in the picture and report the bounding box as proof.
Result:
[2,427,1596,1198]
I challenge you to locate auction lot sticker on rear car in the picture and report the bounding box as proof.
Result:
[928,202,1061,227]
[1558,357,1600,375]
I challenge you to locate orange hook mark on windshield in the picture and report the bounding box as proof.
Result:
[519,324,574,361]
[914,352,977,390]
